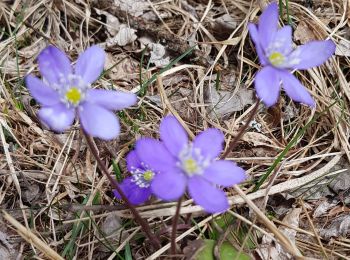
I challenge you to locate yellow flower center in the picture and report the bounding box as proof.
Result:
[65,87,82,105]
[184,158,198,174]
[143,170,154,181]
[269,52,285,66]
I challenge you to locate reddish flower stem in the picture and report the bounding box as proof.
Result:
[171,197,182,258]
[83,132,161,249]
[221,99,260,159]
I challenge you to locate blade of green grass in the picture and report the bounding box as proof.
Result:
[112,160,123,183]
[253,100,338,191]
[124,242,132,260]
[139,46,148,88]
[279,0,291,25]
[62,193,101,259]
[137,45,196,96]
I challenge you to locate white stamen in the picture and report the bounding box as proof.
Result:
[178,144,210,176]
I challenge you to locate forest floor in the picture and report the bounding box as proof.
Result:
[1,0,350,259]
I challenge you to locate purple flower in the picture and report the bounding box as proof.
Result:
[249,3,335,107]
[113,151,154,205]
[25,45,137,140]
[135,116,246,213]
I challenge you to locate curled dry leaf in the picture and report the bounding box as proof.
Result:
[139,37,170,67]
[149,43,170,67]
[106,24,137,47]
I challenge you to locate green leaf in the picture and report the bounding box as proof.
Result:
[195,240,250,260]
[221,242,250,260]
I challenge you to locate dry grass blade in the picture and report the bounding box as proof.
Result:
[2,210,64,260]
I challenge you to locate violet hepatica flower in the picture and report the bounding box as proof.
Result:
[135,116,246,213]
[25,45,137,140]
[249,2,335,107]
[113,151,154,205]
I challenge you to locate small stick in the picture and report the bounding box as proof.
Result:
[171,197,182,258]
[83,132,161,249]
[221,99,260,159]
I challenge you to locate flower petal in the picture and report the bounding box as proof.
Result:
[151,168,186,201]
[193,128,224,160]
[135,138,176,172]
[86,89,137,111]
[25,75,60,106]
[79,103,120,140]
[255,66,281,107]
[114,178,151,205]
[38,103,75,132]
[203,160,246,187]
[280,71,316,107]
[160,116,188,157]
[248,23,268,65]
[126,150,143,172]
[286,40,336,70]
[267,25,293,56]
[37,46,72,85]
[188,176,229,213]
[258,2,279,50]
[75,45,105,84]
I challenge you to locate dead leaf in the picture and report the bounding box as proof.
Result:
[0,231,16,260]
[18,41,46,59]
[335,39,350,57]
[149,43,170,67]
[101,212,122,236]
[279,208,302,246]
[215,14,237,30]
[23,183,40,203]
[320,215,350,240]
[294,21,317,44]
[106,24,137,47]
[313,200,337,218]
[256,208,301,260]
[328,205,350,217]
[105,53,139,81]
[241,132,278,148]
[255,233,286,260]
[114,0,149,17]
[98,212,124,252]
[205,85,255,119]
